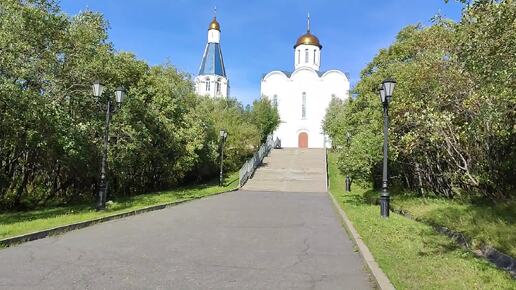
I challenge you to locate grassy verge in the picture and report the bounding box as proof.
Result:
[0,172,239,240]
[391,194,515,257]
[328,152,514,289]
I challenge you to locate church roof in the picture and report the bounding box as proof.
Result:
[261,70,349,80]
[280,70,293,77]
[208,17,220,31]
[294,15,322,49]
[198,42,226,77]
[294,31,322,49]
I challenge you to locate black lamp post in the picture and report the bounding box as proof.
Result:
[219,129,228,186]
[92,80,126,211]
[379,78,396,218]
[345,132,352,192]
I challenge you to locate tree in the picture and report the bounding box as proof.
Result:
[249,98,280,143]
[324,0,515,199]
[0,1,278,209]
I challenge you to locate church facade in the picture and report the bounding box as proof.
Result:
[195,17,229,98]
[261,19,349,148]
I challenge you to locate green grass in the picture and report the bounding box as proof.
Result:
[391,194,516,257]
[0,172,239,240]
[328,152,515,290]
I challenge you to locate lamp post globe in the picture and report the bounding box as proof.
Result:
[382,78,396,99]
[92,80,105,97]
[115,86,126,104]
[379,86,387,104]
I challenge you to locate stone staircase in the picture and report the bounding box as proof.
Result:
[242,148,327,193]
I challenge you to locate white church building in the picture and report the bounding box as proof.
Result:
[195,16,229,98]
[261,18,350,148]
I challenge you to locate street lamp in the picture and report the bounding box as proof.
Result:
[115,86,126,104]
[93,81,126,210]
[219,129,228,186]
[345,132,352,192]
[379,78,396,218]
[92,80,105,97]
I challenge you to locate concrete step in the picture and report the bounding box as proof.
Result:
[243,148,327,193]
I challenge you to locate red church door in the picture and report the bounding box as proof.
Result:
[298,132,308,148]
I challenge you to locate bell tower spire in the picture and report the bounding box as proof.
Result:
[195,13,229,98]
[294,14,322,71]
[207,8,221,43]
[307,12,310,32]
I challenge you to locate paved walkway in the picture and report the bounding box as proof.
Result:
[0,190,373,289]
[243,149,327,192]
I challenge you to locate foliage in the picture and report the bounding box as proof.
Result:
[248,98,280,143]
[324,0,515,199]
[0,1,272,210]
[193,97,263,173]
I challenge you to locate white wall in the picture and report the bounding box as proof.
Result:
[294,44,321,71]
[195,75,229,98]
[208,29,220,43]
[261,68,349,148]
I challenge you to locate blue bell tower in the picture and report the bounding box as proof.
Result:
[195,15,229,98]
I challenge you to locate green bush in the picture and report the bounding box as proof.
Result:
[324,0,515,200]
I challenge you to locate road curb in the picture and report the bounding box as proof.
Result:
[328,191,396,290]
[0,188,239,248]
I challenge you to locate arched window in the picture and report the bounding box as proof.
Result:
[273,94,278,107]
[297,50,300,64]
[313,50,316,64]
[301,92,306,119]
[205,80,210,91]
[304,49,309,63]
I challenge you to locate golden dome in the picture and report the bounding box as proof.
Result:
[208,17,220,31]
[294,31,322,49]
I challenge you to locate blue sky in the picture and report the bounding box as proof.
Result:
[60,0,464,105]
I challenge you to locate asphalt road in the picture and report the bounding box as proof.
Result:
[0,191,373,290]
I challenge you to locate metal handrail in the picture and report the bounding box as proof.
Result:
[238,135,280,188]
